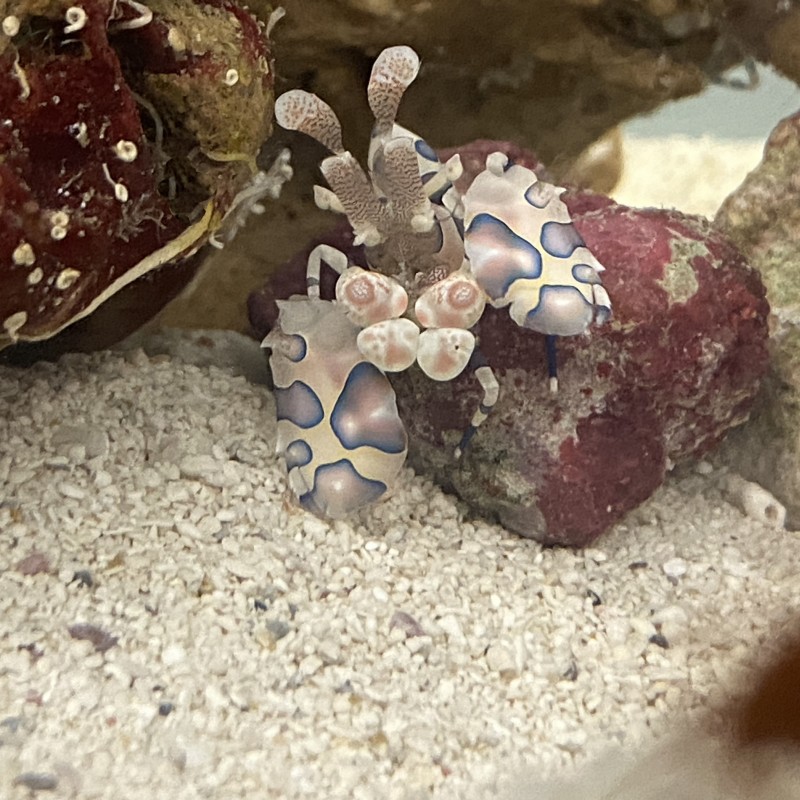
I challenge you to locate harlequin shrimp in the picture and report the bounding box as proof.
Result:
[263,294,407,518]
[266,44,610,517]
[275,47,501,453]
[458,151,612,391]
[275,47,500,453]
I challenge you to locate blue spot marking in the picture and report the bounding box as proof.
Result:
[571,264,601,284]
[284,439,312,469]
[595,305,611,325]
[414,138,439,163]
[331,363,406,453]
[287,333,307,361]
[465,213,542,300]
[540,220,585,258]
[524,182,552,209]
[300,459,388,516]
[274,381,324,429]
[421,171,447,205]
[524,285,593,336]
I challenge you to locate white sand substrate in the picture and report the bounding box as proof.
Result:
[1,327,799,800]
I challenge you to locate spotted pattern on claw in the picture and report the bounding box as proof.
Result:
[285,440,313,469]
[356,318,420,373]
[463,162,611,336]
[336,268,408,326]
[414,272,486,329]
[263,298,407,519]
[299,460,388,519]
[331,362,407,452]
[274,382,324,428]
[417,328,475,381]
[540,220,586,258]
[463,214,542,301]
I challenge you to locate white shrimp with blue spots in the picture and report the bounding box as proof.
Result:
[263,298,407,519]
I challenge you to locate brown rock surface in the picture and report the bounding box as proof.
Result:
[262,0,723,169]
[720,0,800,84]
[168,0,800,337]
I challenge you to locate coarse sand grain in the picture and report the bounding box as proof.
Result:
[1,332,799,799]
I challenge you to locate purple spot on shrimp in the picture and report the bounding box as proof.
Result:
[300,459,387,518]
[414,138,439,164]
[540,220,586,258]
[595,305,612,325]
[524,285,594,336]
[524,181,555,208]
[331,363,406,453]
[572,264,601,284]
[286,334,307,361]
[285,440,313,469]
[465,213,542,301]
[274,381,324,429]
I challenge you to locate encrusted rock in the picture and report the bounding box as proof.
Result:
[0,0,276,358]
[257,0,753,168]
[179,0,795,339]
[715,111,800,528]
[250,141,769,545]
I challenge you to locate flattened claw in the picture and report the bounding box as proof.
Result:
[275,90,344,154]
[417,328,474,381]
[357,318,420,373]
[267,297,408,520]
[368,45,420,132]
